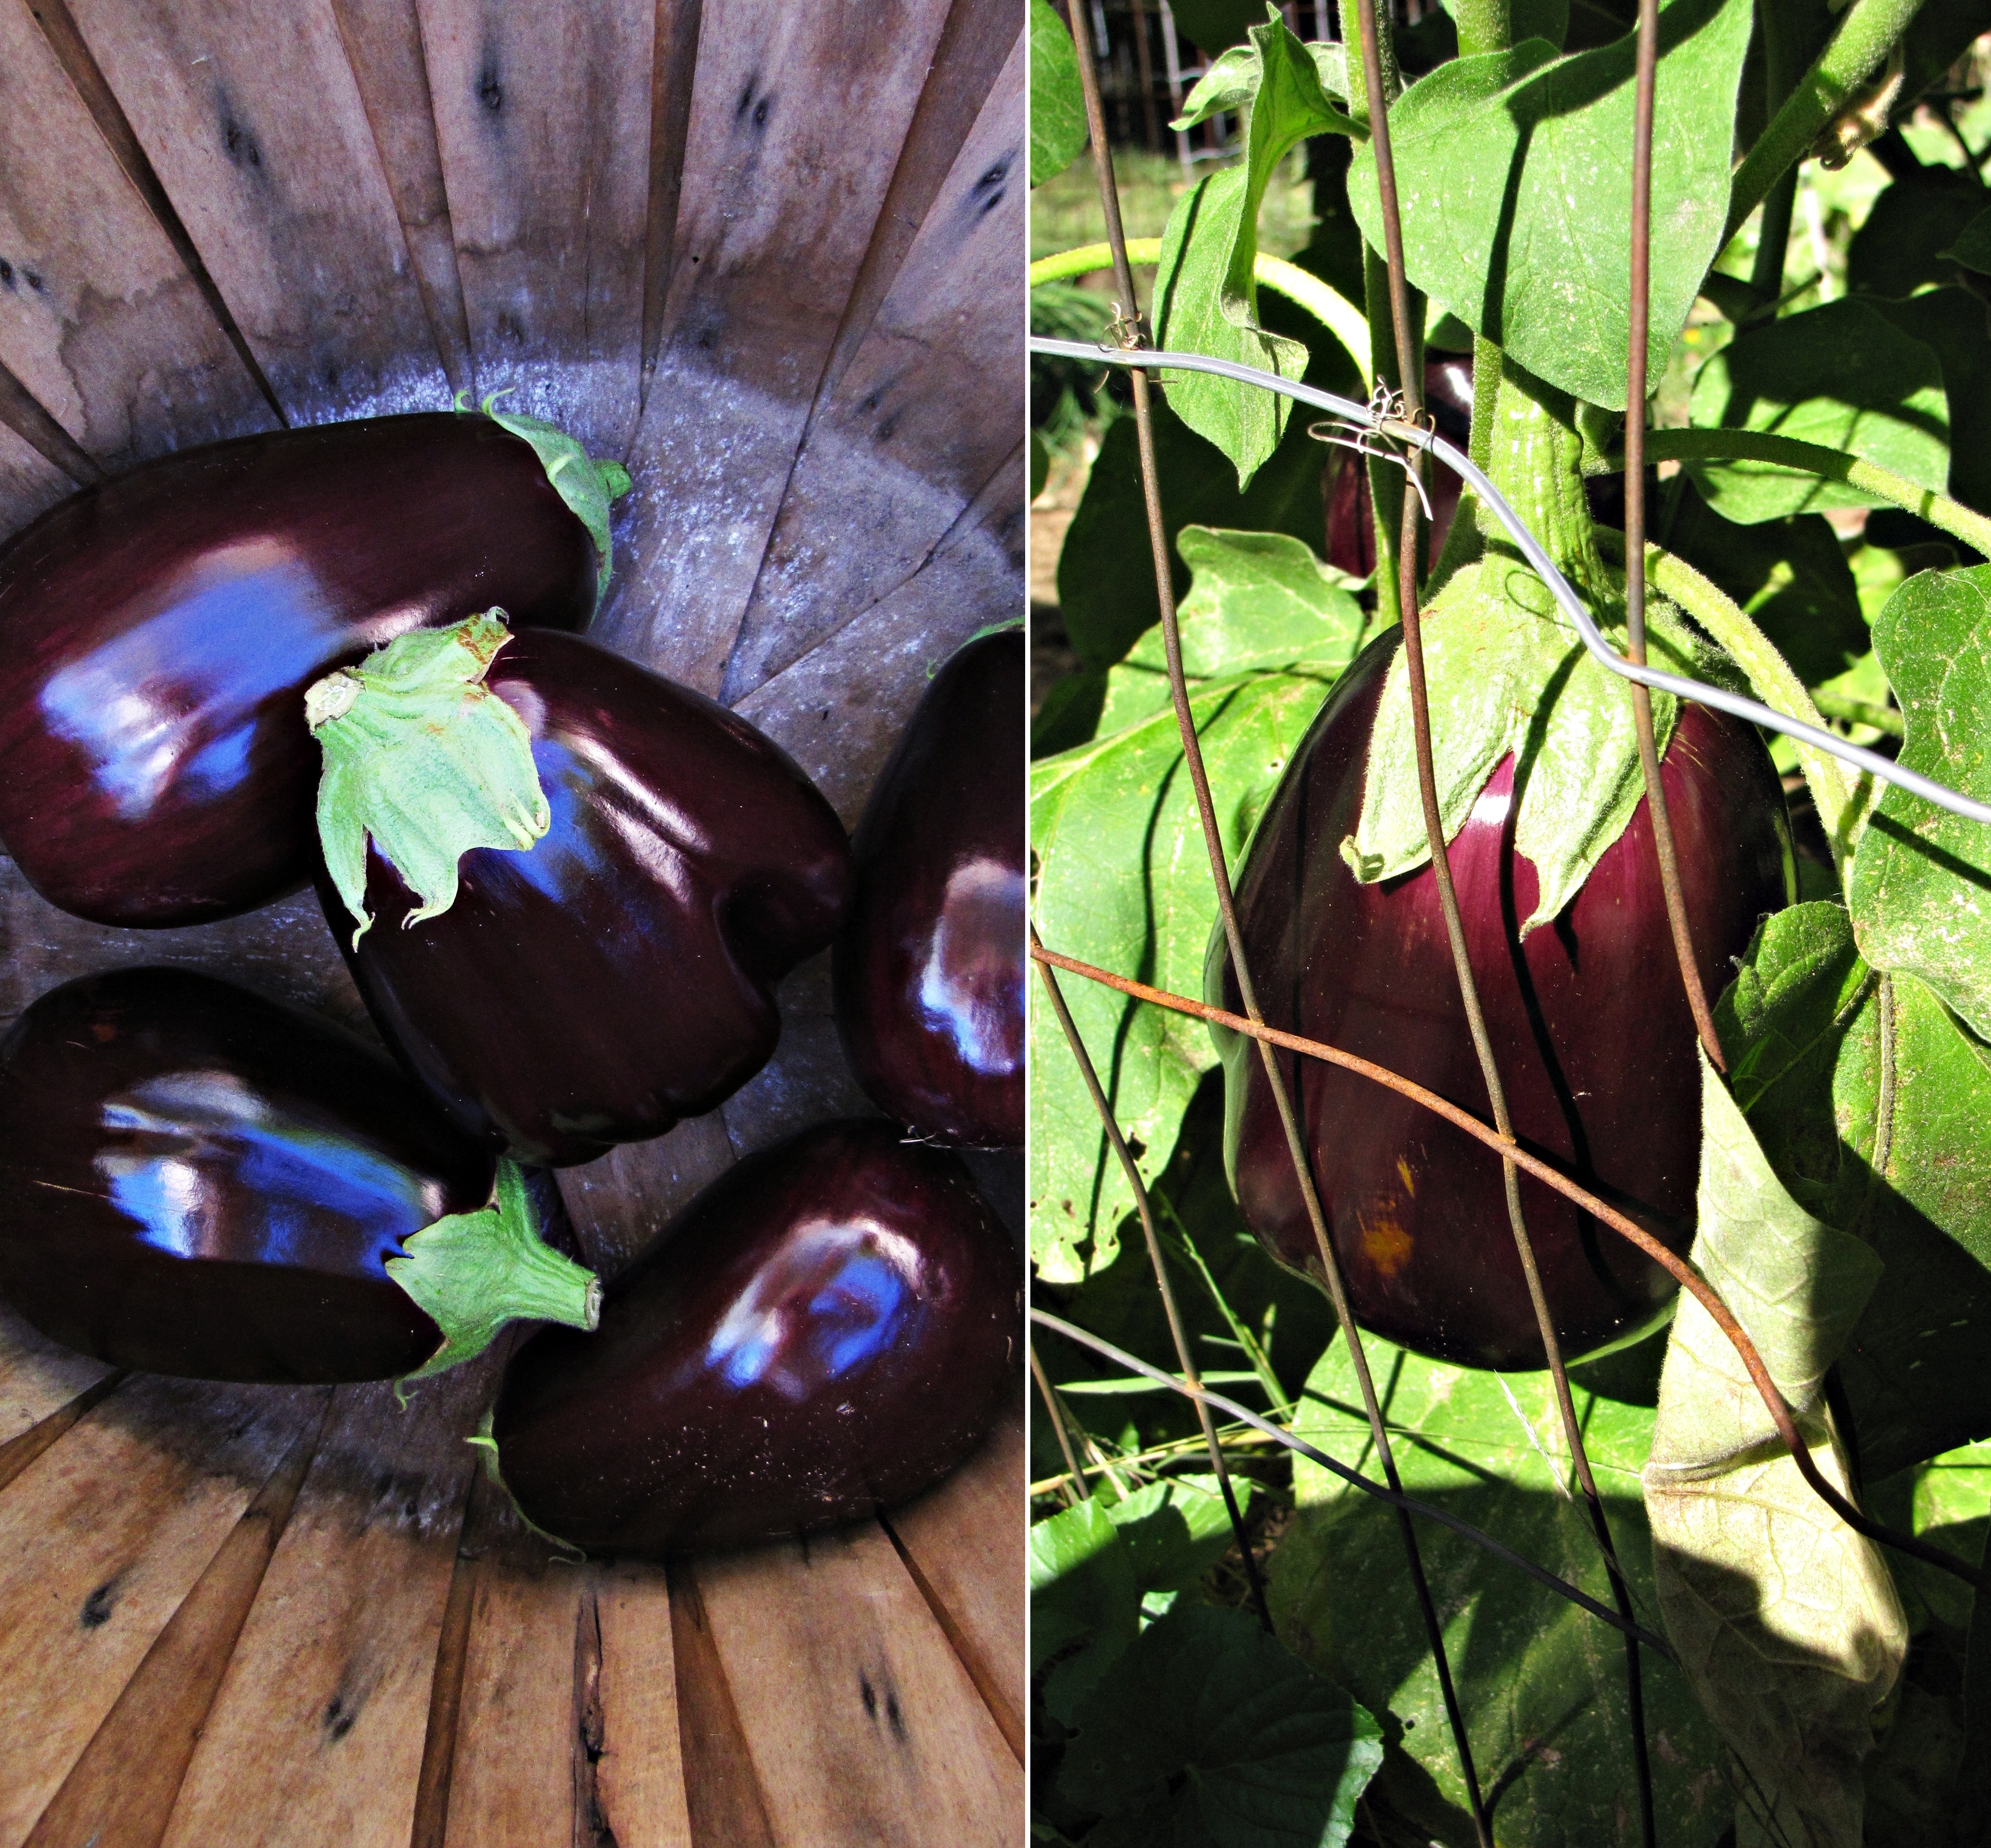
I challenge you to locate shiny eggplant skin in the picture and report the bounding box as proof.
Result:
[0,966,498,1382]
[0,414,596,927]
[1209,635,1794,1370]
[492,1120,1019,1555]
[319,630,852,1167]
[834,628,1025,1149]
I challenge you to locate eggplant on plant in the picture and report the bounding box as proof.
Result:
[0,966,598,1384]
[307,613,851,1166]
[0,401,629,927]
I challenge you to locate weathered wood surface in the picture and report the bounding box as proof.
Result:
[694,1520,1022,1847]
[0,0,273,468]
[64,0,450,422]
[0,1375,323,1846]
[419,0,656,456]
[0,419,73,533]
[158,1366,491,1848]
[0,1301,112,1450]
[594,1561,696,1848]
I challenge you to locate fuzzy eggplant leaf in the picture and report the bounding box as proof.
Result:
[1722,901,1991,1479]
[1686,299,1950,525]
[1343,552,1689,931]
[1849,567,1991,1041]
[1347,0,1751,412]
[1153,10,1357,488]
[1848,167,1988,302]
[1100,1475,1246,1604]
[1642,1053,1904,1848]
[1032,1498,1144,1723]
[1030,0,1087,185]
[1871,289,1991,526]
[1031,666,1343,1282]
[1948,209,1991,276]
[1059,1601,1383,1848]
[1270,1328,1729,1846]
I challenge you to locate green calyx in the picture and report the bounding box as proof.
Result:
[308,610,550,948]
[461,390,633,596]
[389,1159,602,1393]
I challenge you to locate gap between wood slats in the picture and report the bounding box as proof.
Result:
[26,0,288,426]
[0,359,100,484]
[665,1559,778,1848]
[408,1447,490,1848]
[20,1393,333,1848]
[639,0,704,419]
[0,1371,123,1495]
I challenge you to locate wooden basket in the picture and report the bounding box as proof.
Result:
[0,1,1026,1842]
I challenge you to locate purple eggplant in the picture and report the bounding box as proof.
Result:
[833,627,1025,1149]
[0,966,597,1383]
[310,624,852,1167]
[0,408,623,927]
[1209,635,1793,1370]
[490,1120,1020,1555]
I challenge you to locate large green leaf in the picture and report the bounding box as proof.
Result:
[1847,167,1988,303]
[1060,1601,1384,1848]
[1685,299,1950,525]
[1642,1054,1904,1848]
[1269,1329,1729,1846]
[1153,11,1357,488]
[1346,0,1751,412]
[1030,0,1088,186]
[1719,901,1991,1480]
[1848,567,1991,1041]
[1871,289,1991,525]
[1031,1497,1143,1722]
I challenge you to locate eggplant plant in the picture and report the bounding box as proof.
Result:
[1028,1,1991,1843]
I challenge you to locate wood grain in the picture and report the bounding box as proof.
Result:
[592,1561,694,1848]
[0,0,274,466]
[0,418,74,535]
[158,1365,493,1848]
[693,1522,1020,1847]
[883,1408,1026,1760]
[593,0,955,692]
[721,15,1026,703]
[63,0,448,422]
[0,1375,323,1847]
[419,0,656,456]
[0,1300,113,1449]
[21,1398,332,1848]
[557,1111,736,1282]
[666,1561,778,1848]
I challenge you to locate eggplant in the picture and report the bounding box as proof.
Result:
[0,406,626,927]
[1210,635,1793,1370]
[833,627,1025,1149]
[309,620,852,1167]
[0,966,598,1383]
[489,1119,1018,1555]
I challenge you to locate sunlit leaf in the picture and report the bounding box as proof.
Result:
[1030,0,1088,186]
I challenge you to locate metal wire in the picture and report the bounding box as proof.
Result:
[1028,334,1991,828]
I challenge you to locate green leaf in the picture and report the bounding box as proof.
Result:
[1685,299,1950,524]
[1347,0,1752,412]
[1872,288,1991,525]
[1060,1601,1383,1848]
[1169,0,1276,56]
[1848,567,1991,1039]
[1101,1473,1245,1598]
[386,1159,600,1387]
[1030,0,1088,187]
[1946,208,1991,277]
[308,611,550,947]
[1848,167,1988,300]
[1719,901,1991,1480]
[1153,10,1358,487]
[1344,555,1687,931]
[1030,668,1342,1283]
[1031,1498,1143,1721]
[1642,1053,1904,1848]
[472,394,631,594]
[1270,1327,1727,1846]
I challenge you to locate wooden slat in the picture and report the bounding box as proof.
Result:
[0,416,77,537]
[667,1563,778,1848]
[693,1523,1019,1847]
[438,1493,584,1847]
[159,1365,493,1848]
[593,1561,694,1848]
[884,1408,1026,1760]
[328,0,476,395]
[718,948,876,1162]
[21,1399,331,1848]
[0,1376,324,1847]
[62,0,448,423]
[0,1301,113,1449]
[557,1112,736,1282]
[720,19,1025,703]
[593,0,955,692]
[0,0,274,467]
[0,858,371,1041]
[418,0,657,455]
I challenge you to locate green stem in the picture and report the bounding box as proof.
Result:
[1029,242,1374,385]
[1154,1194,1293,1419]
[1641,428,1991,557]
[1724,0,1929,247]
[1810,686,1904,737]
[1600,530,1860,868]
[1452,0,1512,56]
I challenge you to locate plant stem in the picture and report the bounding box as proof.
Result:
[1641,427,1991,558]
[1724,0,1929,246]
[1811,686,1904,736]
